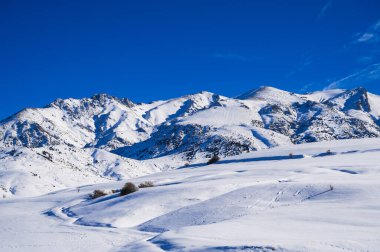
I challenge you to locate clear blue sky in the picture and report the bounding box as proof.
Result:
[1,0,380,118]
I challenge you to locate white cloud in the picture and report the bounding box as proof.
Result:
[374,20,380,30]
[315,0,332,22]
[356,33,375,42]
[324,63,380,90]
[353,20,380,44]
[323,82,340,91]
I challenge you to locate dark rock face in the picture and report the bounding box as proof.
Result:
[259,104,297,136]
[113,123,255,160]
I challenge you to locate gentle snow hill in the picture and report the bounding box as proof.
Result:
[0,145,165,197]
[1,86,380,197]
[0,138,379,251]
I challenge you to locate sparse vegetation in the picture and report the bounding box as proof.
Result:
[37,151,53,162]
[120,182,139,196]
[207,155,220,165]
[89,189,107,199]
[138,181,154,188]
[8,150,17,156]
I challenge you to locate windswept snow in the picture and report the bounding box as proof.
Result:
[1,138,380,251]
[302,89,345,103]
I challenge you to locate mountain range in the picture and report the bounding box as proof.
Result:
[1,86,380,197]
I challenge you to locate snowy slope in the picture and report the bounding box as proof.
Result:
[1,138,380,251]
[0,144,165,197]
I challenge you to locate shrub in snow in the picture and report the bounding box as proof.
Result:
[89,189,107,199]
[139,181,154,188]
[120,182,139,196]
[207,155,220,165]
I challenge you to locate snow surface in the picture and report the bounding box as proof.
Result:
[1,138,380,251]
[301,89,345,103]
[0,145,166,197]
[237,86,304,105]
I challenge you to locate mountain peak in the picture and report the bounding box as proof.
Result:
[236,86,279,99]
[352,86,368,94]
[91,93,134,107]
[326,87,371,112]
[49,93,135,109]
[91,93,116,101]
[236,86,302,104]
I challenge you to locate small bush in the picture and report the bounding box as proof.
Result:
[120,182,139,196]
[89,189,107,199]
[207,155,220,165]
[139,181,154,188]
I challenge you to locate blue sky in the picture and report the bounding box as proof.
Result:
[1,0,380,118]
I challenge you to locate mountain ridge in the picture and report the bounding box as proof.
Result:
[1,86,380,197]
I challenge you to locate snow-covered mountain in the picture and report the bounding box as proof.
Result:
[1,86,380,197]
